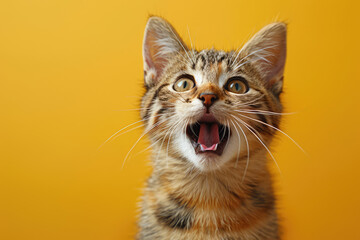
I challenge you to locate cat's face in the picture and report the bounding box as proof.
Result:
[141,17,286,171]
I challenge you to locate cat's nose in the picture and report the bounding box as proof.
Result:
[199,92,218,109]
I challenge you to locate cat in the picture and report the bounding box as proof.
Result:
[137,16,286,240]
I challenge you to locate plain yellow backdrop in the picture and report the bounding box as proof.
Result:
[1,0,360,239]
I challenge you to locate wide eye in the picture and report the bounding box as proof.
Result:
[225,77,249,94]
[173,75,195,92]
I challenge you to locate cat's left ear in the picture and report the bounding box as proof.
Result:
[143,16,189,88]
[241,23,287,96]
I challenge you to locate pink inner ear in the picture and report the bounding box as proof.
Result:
[143,17,189,87]
[240,23,286,86]
[144,48,154,71]
[143,30,172,85]
[143,34,164,78]
[263,45,286,85]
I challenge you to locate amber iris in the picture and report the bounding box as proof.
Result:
[173,78,195,92]
[226,77,248,94]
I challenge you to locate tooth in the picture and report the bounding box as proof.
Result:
[200,144,205,151]
[214,144,218,151]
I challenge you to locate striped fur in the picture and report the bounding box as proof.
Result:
[137,17,286,240]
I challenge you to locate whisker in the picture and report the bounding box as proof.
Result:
[166,24,193,65]
[253,52,271,63]
[113,108,151,112]
[232,115,265,143]
[236,113,306,154]
[98,112,177,150]
[156,132,168,165]
[235,109,295,116]
[190,123,199,138]
[133,138,161,157]
[233,47,277,71]
[234,50,274,71]
[184,119,190,134]
[220,124,227,142]
[230,38,250,68]
[154,45,188,66]
[186,25,197,62]
[236,94,265,107]
[233,60,251,71]
[230,46,245,68]
[156,118,182,167]
[108,124,145,142]
[165,119,184,168]
[232,45,277,70]
[237,118,282,175]
[229,119,241,168]
[97,119,145,150]
[230,115,250,182]
[122,120,166,169]
[224,119,231,151]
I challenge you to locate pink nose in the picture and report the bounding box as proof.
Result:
[199,93,218,108]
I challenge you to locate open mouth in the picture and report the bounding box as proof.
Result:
[186,114,230,156]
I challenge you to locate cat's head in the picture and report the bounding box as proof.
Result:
[141,16,286,172]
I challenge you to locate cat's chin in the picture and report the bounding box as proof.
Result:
[195,153,228,172]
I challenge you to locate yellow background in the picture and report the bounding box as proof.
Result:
[1,0,360,239]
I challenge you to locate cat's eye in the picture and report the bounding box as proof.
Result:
[225,77,249,94]
[173,75,195,92]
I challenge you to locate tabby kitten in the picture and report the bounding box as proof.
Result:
[137,16,286,240]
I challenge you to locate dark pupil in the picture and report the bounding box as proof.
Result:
[183,81,187,89]
[234,82,239,90]
[231,82,241,91]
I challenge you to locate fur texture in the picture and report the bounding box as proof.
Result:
[137,16,286,240]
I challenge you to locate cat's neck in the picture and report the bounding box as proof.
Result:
[144,150,277,236]
[150,149,272,204]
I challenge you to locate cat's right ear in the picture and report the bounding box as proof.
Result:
[143,16,188,88]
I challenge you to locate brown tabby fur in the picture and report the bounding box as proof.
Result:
[137,16,286,240]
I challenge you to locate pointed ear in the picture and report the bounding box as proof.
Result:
[241,23,287,96]
[142,16,188,88]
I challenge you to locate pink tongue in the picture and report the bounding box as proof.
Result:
[197,123,220,150]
